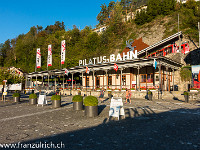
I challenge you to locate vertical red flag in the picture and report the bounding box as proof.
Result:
[86,66,90,74]
[114,63,118,72]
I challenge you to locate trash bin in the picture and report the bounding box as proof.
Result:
[174,85,178,91]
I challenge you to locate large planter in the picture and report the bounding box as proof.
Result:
[184,95,189,103]
[52,100,61,108]
[13,97,20,102]
[29,98,37,105]
[73,101,83,110]
[85,106,98,117]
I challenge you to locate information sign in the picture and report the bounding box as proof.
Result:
[37,92,47,106]
[109,97,125,120]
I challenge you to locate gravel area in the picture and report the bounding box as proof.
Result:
[0,94,199,150]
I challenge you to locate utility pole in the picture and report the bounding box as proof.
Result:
[178,14,181,52]
[198,22,200,48]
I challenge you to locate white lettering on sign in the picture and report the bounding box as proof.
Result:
[78,51,138,66]
[109,97,125,120]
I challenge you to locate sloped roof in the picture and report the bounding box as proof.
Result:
[120,37,149,57]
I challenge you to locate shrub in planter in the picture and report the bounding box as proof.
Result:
[51,95,61,108]
[29,93,37,105]
[13,93,20,97]
[183,91,189,103]
[13,93,20,102]
[72,95,83,110]
[84,96,98,117]
[148,91,153,100]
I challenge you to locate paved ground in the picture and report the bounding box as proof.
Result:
[0,93,200,149]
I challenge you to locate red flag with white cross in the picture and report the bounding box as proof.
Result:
[114,63,118,72]
[86,66,90,74]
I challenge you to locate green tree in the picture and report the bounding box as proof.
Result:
[147,0,162,20]
[97,4,109,25]
[161,0,176,15]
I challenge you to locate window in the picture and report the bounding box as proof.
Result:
[141,74,153,83]
[140,75,146,82]
[122,75,126,85]
[155,74,159,81]
[147,74,153,82]
[96,76,100,87]
[86,77,89,87]
[108,75,112,85]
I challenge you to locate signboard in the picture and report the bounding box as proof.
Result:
[61,40,65,65]
[79,51,138,66]
[37,93,47,106]
[109,97,125,120]
[192,65,200,88]
[36,48,41,68]
[48,45,52,66]
[3,92,7,95]
[8,83,22,91]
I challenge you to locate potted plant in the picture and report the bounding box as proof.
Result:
[121,88,126,91]
[51,95,61,108]
[190,88,198,92]
[13,93,20,102]
[29,93,37,105]
[72,95,83,110]
[107,88,111,91]
[84,96,98,117]
[131,88,135,91]
[140,87,146,91]
[183,91,189,103]
[96,87,100,91]
[149,87,156,91]
[148,91,153,100]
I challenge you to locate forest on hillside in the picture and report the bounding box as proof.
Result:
[0,0,200,75]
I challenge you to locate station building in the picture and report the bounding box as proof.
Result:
[26,32,185,92]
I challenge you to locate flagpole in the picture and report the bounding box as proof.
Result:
[47,53,49,91]
[35,49,37,72]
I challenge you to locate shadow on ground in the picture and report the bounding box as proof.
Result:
[17,108,200,150]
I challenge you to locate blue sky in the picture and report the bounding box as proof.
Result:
[0,0,115,44]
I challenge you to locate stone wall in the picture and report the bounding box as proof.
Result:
[60,90,200,101]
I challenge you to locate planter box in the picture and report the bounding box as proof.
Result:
[13,97,20,102]
[190,90,198,92]
[73,102,83,110]
[52,100,61,108]
[131,90,135,91]
[150,90,156,91]
[85,106,98,117]
[141,90,146,92]
[121,90,126,91]
[29,98,37,105]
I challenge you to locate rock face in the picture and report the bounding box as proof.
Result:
[184,48,200,65]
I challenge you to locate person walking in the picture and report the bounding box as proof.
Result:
[125,89,129,104]
[128,89,132,104]
[99,88,104,103]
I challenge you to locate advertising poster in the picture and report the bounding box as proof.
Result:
[191,65,200,88]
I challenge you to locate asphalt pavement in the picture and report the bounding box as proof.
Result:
[0,93,199,150]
